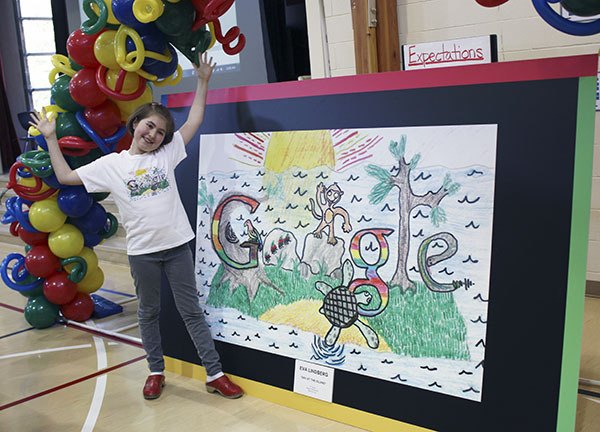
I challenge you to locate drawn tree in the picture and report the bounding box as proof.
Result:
[365,135,460,291]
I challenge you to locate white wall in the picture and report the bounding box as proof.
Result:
[307,0,600,281]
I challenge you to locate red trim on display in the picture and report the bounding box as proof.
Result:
[165,55,598,107]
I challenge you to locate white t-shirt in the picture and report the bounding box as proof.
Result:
[76,131,194,255]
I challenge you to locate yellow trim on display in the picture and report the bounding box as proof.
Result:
[165,356,432,432]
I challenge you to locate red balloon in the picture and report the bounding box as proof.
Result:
[475,0,509,6]
[83,100,122,137]
[60,292,95,321]
[69,68,107,108]
[115,132,133,152]
[25,245,61,278]
[43,272,78,305]
[18,225,49,246]
[67,29,102,68]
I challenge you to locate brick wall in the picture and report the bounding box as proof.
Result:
[307,0,600,280]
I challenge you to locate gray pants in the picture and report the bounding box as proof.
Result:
[128,243,222,375]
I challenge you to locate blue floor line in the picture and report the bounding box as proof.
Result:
[98,288,136,298]
[0,327,34,339]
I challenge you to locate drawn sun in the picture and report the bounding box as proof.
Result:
[230,129,383,172]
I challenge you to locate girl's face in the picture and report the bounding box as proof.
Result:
[130,114,168,154]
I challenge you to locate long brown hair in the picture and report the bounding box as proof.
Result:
[126,102,175,147]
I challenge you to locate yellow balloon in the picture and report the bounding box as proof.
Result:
[133,0,164,23]
[49,54,76,83]
[29,199,66,233]
[64,247,98,275]
[78,266,105,294]
[94,30,119,70]
[18,176,50,194]
[105,69,143,95]
[48,224,84,259]
[94,0,119,25]
[115,26,145,72]
[110,85,153,121]
[207,22,217,50]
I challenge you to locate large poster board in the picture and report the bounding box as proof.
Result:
[162,55,596,431]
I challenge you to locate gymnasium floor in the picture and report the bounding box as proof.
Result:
[0,241,598,431]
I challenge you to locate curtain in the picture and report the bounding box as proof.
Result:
[259,0,295,82]
[0,53,22,172]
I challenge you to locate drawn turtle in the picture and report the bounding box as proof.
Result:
[315,260,379,349]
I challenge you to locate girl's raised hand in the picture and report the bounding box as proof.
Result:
[194,51,217,82]
[29,108,56,138]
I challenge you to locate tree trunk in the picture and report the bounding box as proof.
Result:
[219,262,282,301]
[390,187,414,291]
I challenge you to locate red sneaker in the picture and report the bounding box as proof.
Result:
[206,375,244,399]
[143,375,165,400]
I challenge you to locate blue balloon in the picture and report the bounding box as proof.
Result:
[0,253,43,292]
[126,25,167,68]
[58,185,94,218]
[5,196,37,233]
[71,202,107,233]
[35,134,48,151]
[43,174,64,189]
[84,231,102,248]
[112,0,152,30]
[143,44,178,79]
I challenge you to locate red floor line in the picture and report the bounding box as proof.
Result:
[65,322,144,349]
[0,302,24,313]
[0,354,147,411]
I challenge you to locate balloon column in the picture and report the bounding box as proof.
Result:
[1,0,245,329]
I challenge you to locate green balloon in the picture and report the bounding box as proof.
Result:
[65,148,103,170]
[51,75,82,113]
[20,284,44,298]
[56,112,90,140]
[155,0,195,37]
[69,59,83,71]
[24,296,60,329]
[91,192,110,202]
[169,29,212,66]
[560,0,600,16]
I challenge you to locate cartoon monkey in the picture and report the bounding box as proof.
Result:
[308,182,352,245]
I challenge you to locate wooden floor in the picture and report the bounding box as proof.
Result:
[0,240,598,431]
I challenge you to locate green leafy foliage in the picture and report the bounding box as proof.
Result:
[408,153,421,170]
[367,282,470,359]
[442,174,461,196]
[208,265,469,360]
[389,135,406,160]
[206,264,338,317]
[368,180,395,205]
[266,173,284,199]
[365,164,392,183]
[198,181,214,208]
[430,206,447,227]
[365,164,395,204]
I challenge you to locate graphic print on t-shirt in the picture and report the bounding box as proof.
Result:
[125,167,171,201]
